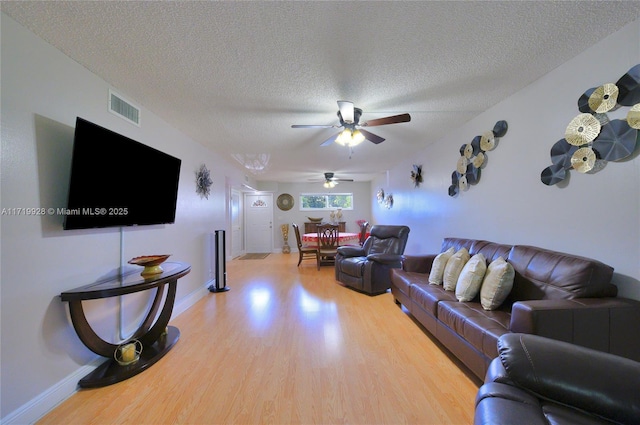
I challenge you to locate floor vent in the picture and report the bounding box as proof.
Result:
[109,90,140,126]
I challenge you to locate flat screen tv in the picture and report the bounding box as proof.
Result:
[64,117,182,230]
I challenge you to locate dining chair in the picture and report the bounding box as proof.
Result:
[358,221,369,246]
[292,223,316,266]
[316,223,340,270]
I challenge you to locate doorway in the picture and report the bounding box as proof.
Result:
[230,189,242,259]
[244,193,273,253]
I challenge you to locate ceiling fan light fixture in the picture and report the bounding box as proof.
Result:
[335,129,351,146]
[323,180,336,188]
[351,129,365,146]
[335,128,364,147]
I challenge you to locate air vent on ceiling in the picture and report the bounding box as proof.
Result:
[109,90,140,126]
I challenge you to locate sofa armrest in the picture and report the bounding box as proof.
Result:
[510,297,640,361]
[367,253,404,266]
[496,333,640,425]
[401,254,436,273]
[474,382,547,425]
[336,246,366,257]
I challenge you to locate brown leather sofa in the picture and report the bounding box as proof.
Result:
[475,333,640,425]
[390,237,640,379]
[335,225,410,295]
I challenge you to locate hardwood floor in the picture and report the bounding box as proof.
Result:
[39,254,480,424]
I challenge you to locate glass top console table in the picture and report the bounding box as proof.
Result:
[60,261,191,388]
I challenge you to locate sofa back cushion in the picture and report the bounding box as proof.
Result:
[508,245,616,301]
[442,238,511,264]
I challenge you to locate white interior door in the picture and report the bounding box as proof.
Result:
[231,189,242,258]
[244,193,273,253]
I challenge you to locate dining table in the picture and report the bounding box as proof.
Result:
[302,232,360,247]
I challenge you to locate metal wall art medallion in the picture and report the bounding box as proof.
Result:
[448,120,508,197]
[541,64,640,186]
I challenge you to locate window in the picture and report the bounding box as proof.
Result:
[300,193,353,210]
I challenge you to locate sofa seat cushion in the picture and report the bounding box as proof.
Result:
[338,256,367,277]
[410,283,458,317]
[438,301,511,358]
[391,270,424,296]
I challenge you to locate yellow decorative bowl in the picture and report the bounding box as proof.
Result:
[128,255,171,276]
[307,217,323,223]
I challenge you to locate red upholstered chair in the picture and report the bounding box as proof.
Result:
[358,221,369,246]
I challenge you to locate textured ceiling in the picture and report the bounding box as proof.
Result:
[3,1,640,183]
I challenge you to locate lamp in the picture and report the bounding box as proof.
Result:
[323,180,336,188]
[335,128,365,147]
[351,129,365,145]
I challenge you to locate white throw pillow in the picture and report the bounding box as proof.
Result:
[443,248,470,291]
[455,253,487,302]
[480,257,515,310]
[428,247,455,285]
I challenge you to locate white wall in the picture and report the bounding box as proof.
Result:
[372,18,640,300]
[0,13,250,420]
[261,181,372,252]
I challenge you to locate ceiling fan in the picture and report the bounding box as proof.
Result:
[292,101,411,146]
[308,172,354,188]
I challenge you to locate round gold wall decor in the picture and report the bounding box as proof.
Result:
[458,175,468,191]
[571,147,596,173]
[463,144,474,159]
[480,131,495,151]
[565,113,601,146]
[588,83,619,113]
[276,193,294,211]
[472,152,485,168]
[627,103,640,129]
[456,156,468,174]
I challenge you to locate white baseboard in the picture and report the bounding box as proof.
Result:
[171,283,209,319]
[1,358,102,425]
[1,283,209,425]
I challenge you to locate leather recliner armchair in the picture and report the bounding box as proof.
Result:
[335,225,410,295]
[475,333,640,425]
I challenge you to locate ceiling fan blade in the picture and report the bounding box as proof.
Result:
[337,101,355,124]
[361,113,411,127]
[320,133,339,146]
[360,129,385,144]
[292,124,337,128]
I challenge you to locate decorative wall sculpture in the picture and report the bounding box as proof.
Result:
[448,120,508,197]
[195,164,213,199]
[541,64,640,186]
[384,193,394,209]
[376,188,385,204]
[411,165,423,187]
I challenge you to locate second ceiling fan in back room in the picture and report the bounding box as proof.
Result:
[308,172,354,188]
[322,172,352,188]
[292,101,411,147]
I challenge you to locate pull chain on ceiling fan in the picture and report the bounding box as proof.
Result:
[292,101,411,147]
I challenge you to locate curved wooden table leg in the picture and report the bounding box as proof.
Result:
[68,300,118,357]
[131,285,166,340]
[139,281,177,346]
